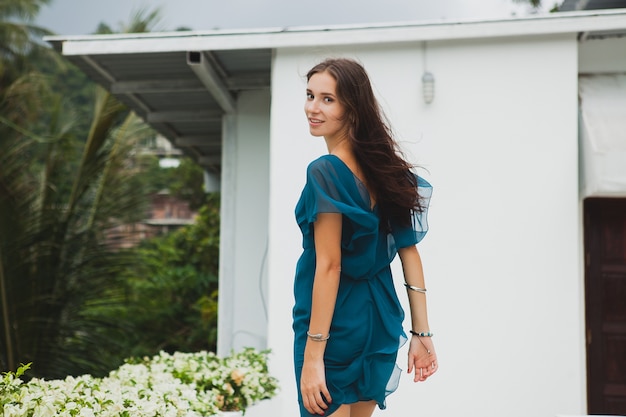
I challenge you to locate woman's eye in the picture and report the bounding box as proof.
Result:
[306,93,314,99]
[324,97,333,103]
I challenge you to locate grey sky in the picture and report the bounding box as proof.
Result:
[36,0,543,35]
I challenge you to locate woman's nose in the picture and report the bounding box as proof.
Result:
[305,99,319,113]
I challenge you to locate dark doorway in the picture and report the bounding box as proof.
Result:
[584,198,626,414]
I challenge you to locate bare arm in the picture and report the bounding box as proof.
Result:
[300,212,342,415]
[398,245,438,382]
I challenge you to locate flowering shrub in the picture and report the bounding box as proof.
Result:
[1,348,279,417]
[140,348,280,413]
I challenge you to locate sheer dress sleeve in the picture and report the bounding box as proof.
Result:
[389,176,433,249]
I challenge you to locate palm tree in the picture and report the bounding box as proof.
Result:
[0,0,52,100]
[0,0,53,374]
[0,89,156,377]
[0,7,163,377]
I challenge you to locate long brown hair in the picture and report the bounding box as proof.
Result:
[307,58,423,228]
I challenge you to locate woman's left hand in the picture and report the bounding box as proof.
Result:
[407,335,438,382]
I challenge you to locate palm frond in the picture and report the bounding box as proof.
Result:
[121,8,163,33]
[1,73,54,131]
[0,0,51,22]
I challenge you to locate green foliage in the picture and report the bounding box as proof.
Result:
[0,362,32,409]
[29,52,97,146]
[0,0,54,105]
[168,158,210,210]
[134,155,209,209]
[100,195,220,358]
[0,89,156,378]
[1,4,221,380]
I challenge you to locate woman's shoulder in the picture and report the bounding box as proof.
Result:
[306,154,340,177]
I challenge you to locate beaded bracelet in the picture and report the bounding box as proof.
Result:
[307,331,330,342]
[409,330,434,337]
[404,283,427,293]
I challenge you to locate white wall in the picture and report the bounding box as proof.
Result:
[218,89,271,356]
[265,34,583,417]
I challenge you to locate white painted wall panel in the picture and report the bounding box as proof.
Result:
[217,90,271,356]
[393,34,584,417]
[264,34,583,417]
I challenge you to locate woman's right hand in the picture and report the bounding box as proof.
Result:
[408,335,438,382]
[300,357,332,415]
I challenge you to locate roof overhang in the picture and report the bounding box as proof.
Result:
[44,9,626,170]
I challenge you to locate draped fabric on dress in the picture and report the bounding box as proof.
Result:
[292,154,432,417]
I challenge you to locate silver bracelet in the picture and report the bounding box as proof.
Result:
[307,331,330,342]
[410,330,434,337]
[404,282,427,293]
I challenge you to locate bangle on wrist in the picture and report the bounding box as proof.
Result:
[404,283,427,293]
[409,330,434,337]
[307,331,330,342]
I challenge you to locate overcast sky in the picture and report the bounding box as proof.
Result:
[36,0,548,35]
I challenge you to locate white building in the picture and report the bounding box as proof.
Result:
[46,8,626,417]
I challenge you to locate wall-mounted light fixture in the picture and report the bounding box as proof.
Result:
[422,71,435,104]
[422,42,435,104]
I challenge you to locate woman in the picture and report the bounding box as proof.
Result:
[293,57,438,417]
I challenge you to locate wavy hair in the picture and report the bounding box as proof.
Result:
[306,58,424,228]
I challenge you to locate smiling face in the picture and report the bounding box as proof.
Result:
[304,71,349,143]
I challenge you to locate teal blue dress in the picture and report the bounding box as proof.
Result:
[293,154,432,417]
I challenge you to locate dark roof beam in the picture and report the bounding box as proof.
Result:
[175,136,221,147]
[111,79,205,94]
[147,110,223,123]
[198,155,222,166]
[148,122,182,141]
[81,56,154,117]
[227,74,271,90]
[81,55,150,114]
[81,55,116,84]
[187,51,236,113]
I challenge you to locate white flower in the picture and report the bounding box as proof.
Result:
[33,402,55,417]
[79,407,96,417]
[0,348,277,417]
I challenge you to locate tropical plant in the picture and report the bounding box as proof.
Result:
[0,87,155,378]
[1,5,221,379]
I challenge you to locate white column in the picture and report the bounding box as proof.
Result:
[217,113,237,356]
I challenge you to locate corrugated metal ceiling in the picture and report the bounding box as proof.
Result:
[57,48,272,172]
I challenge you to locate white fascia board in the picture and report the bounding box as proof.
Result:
[45,9,626,57]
